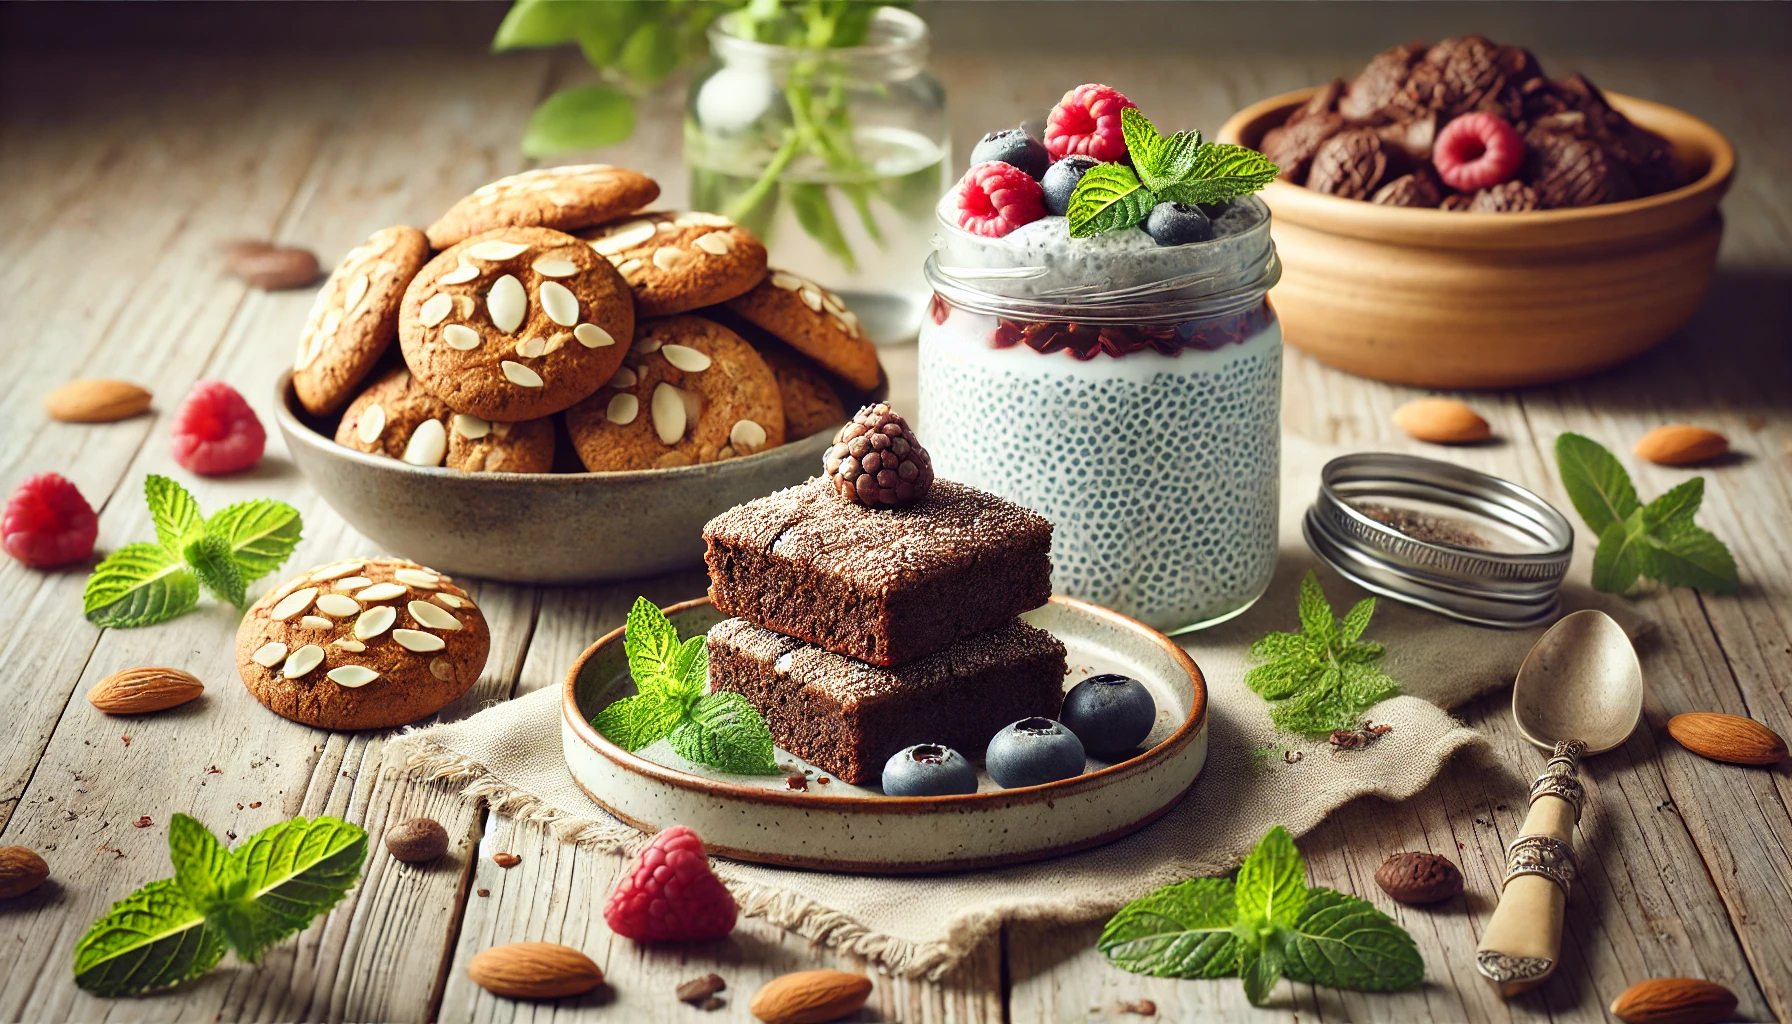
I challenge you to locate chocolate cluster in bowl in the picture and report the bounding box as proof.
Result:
[1258,35,1679,211]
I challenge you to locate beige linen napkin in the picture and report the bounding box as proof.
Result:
[394,436,1642,978]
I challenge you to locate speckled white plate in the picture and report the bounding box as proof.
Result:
[562,595,1209,873]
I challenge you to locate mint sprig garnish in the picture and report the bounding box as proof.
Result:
[73,814,366,997]
[593,597,780,775]
[1098,825,1423,1005]
[1555,433,1739,594]
[1245,570,1399,735]
[82,475,302,627]
[1067,107,1279,238]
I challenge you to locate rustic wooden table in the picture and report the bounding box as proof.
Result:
[2,23,1789,1024]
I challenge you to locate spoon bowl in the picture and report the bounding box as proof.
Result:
[1512,609,1644,754]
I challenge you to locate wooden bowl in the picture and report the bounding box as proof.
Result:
[1217,89,1734,389]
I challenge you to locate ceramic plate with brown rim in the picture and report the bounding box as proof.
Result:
[562,595,1208,874]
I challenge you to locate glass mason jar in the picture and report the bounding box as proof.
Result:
[686,7,948,346]
[919,199,1284,633]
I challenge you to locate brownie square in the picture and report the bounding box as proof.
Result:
[707,616,1068,785]
[703,477,1053,666]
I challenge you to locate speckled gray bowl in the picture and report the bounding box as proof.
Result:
[274,371,881,583]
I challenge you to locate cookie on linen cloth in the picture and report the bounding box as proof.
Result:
[580,211,766,318]
[336,366,554,473]
[724,269,880,391]
[236,558,490,731]
[425,165,659,249]
[293,225,430,415]
[398,227,632,422]
[564,315,785,470]
[758,344,845,439]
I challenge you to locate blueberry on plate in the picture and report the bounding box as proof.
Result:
[1143,201,1216,246]
[1041,155,1100,216]
[986,718,1086,789]
[1060,673,1157,758]
[970,127,1050,180]
[882,744,978,797]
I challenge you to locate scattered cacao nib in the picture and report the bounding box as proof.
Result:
[1526,129,1635,208]
[1371,170,1443,208]
[121,736,130,746]
[132,816,153,828]
[785,775,808,791]
[249,801,261,809]
[816,777,830,785]
[677,974,727,1004]
[989,301,1276,361]
[1330,723,1393,749]
[1374,112,1438,166]
[1121,998,1158,1015]
[492,852,521,868]
[476,888,490,897]
[1467,180,1542,213]
[1339,41,1426,122]
[702,997,725,1011]
[1375,851,1465,904]
[1260,112,1347,184]
[1307,129,1389,200]
[1288,79,1345,124]
[1283,749,1304,764]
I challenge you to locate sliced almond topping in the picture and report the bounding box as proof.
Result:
[434,593,465,609]
[467,239,530,261]
[487,274,526,333]
[343,273,370,315]
[335,576,372,590]
[320,308,343,337]
[798,287,824,312]
[310,561,365,581]
[430,658,455,681]
[591,220,656,255]
[615,258,644,276]
[655,220,678,234]
[327,665,379,688]
[282,644,325,679]
[676,386,703,426]
[443,324,481,350]
[695,212,733,227]
[451,413,491,440]
[393,629,446,653]
[419,293,453,327]
[661,344,712,373]
[608,366,638,388]
[821,291,845,315]
[632,335,662,355]
[402,419,448,467]
[315,593,361,617]
[531,257,579,278]
[770,271,803,291]
[394,568,440,588]
[514,335,547,358]
[270,587,318,622]
[651,383,687,445]
[454,294,476,317]
[606,393,640,425]
[539,281,579,326]
[251,641,288,667]
[829,310,861,338]
[300,615,333,631]
[574,323,615,348]
[652,246,689,272]
[409,601,462,630]
[544,331,571,354]
[356,404,387,444]
[500,360,544,387]
[730,418,768,453]
[693,232,733,256]
[356,582,407,602]
[438,262,480,285]
[333,638,366,652]
[354,604,397,639]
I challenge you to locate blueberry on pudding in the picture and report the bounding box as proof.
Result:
[969,127,1050,180]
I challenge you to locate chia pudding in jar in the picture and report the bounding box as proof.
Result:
[919,162,1283,632]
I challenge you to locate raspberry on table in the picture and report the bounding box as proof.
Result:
[1044,83,1137,163]
[4,472,98,569]
[823,402,934,509]
[170,380,266,476]
[603,825,737,942]
[1432,112,1525,192]
[953,161,1046,238]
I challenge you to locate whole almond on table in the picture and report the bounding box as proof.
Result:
[750,969,872,1024]
[0,846,50,899]
[384,817,449,863]
[1393,397,1491,444]
[1610,977,1737,1024]
[224,241,321,290]
[1634,425,1729,466]
[87,667,204,714]
[1667,712,1787,765]
[43,379,152,423]
[466,942,603,1000]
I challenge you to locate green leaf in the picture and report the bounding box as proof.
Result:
[1641,524,1739,594]
[669,691,781,775]
[145,474,203,552]
[492,0,591,50]
[1592,517,1646,594]
[625,596,681,694]
[572,1,654,67]
[788,183,858,273]
[592,691,687,751]
[521,84,636,158]
[1153,144,1279,206]
[204,499,303,582]
[1244,651,1319,701]
[1640,477,1703,533]
[669,634,709,696]
[1235,826,1307,932]
[1097,877,1241,979]
[1555,432,1640,537]
[169,813,240,910]
[1296,570,1333,642]
[227,816,368,960]
[1120,107,1203,194]
[1066,163,1155,238]
[1251,570,1397,735]
[186,533,246,609]
[83,542,200,628]
[1238,932,1286,1006]
[1339,597,1375,644]
[73,879,227,997]
[1282,888,1424,991]
[616,18,682,87]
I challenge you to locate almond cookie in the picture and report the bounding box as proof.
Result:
[399,227,632,422]
[758,344,845,439]
[236,558,490,731]
[565,315,785,471]
[294,226,430,415]
[580,211,766,318]
[724,269,880,391]
[336,367,554,473]
[426,165,659,249]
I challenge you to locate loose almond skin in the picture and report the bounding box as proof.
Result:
[1609,976,1737,1024]
[750,969,872,1024]
[0,846,50,899]
[43,379,152,423]
[87,667,205,715]
[1393,397,1491,444]
[466,942,603,1000]
[1634,425,1728,466]
[1667,712,1787,765]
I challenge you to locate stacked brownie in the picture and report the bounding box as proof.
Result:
[702,476,1068,785]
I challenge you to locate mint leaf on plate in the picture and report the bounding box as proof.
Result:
[73,879,228,997]
[1282,888,1424,992]
[1096,877,1240,979]
[669,691,780,775]
[145,475,204,553]
[624,595,681,692]
[592,690,688,751]
[83,542,200,628]
[1154,144,1279,206]
[186,533,247,609]
[1067,163,1155,238]
[1555,432,1640,537]
[668,634,709,698]
[205,498,303,583]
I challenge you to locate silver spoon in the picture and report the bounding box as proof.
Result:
[1476,609,1643,996]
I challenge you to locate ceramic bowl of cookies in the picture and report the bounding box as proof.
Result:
[277,165,888,584]
[1216,37,1734,389]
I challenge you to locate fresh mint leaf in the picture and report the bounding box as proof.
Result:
[669,634,709,697]
[670,691,781,775]
[1592,517,1646,594]
[1282,888,1424,991]
[1641,523,1739,593]
[1067,163,1155,238]
[592,690,687,751]
[1154,144,1279,206]
[1247,571,1398,735]
[83,543,200,628]
[1238,931,1286,1006]
[1234,825,1307,932]
[204,499,302,582]
[1640,477,1703,532]
[1338,597,1374,644]
[1555,432,1640,537]
[186,534,246,609]
[145,475,203,553]
[228,816,367,960]
[492,0,589,50]
[624,595,681,693]
[1098,877,1240,978]
[169,813,239,910]
[1120,108,1203,194]
[1296,571,1334,643]
[521,84,636,158]
[73,879,227,997]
